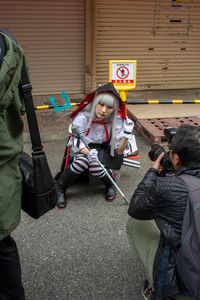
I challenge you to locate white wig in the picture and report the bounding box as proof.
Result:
[86,92,119,156]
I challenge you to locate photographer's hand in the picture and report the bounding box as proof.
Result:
[151,152,164,173]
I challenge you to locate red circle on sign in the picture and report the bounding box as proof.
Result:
[117,66,129,79]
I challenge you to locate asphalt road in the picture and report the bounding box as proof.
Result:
[13,128,153,300]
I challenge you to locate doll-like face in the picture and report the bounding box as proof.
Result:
[95,101,114,119]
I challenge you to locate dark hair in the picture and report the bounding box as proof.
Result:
[170,124,200,169]
[0,34,6,67]
[0,29,20,68]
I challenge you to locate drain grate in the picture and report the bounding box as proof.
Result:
[134,117,200,145]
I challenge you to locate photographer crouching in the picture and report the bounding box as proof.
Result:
[126,124,200,300]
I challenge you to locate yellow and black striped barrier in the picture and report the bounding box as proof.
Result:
[126,100,200,104]
[34,99,200,110]
[35,103,80,110]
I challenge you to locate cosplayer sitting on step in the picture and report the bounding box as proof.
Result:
[56,82,134,208]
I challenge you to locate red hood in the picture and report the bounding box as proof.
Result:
[70,82,127,120]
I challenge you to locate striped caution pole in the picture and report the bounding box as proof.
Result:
[35,103,80,110]
[34,99,200,110]
[126,100,200,104]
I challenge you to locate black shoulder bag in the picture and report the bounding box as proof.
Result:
[19,57,57,219]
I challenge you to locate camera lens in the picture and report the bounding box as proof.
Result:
[148,144,165,162]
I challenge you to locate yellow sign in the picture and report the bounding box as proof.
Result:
[109,60,137,91]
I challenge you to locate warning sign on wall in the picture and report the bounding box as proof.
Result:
[109,60,137,90]
[171,0,182,9]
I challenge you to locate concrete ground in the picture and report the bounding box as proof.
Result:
[13,127,152,300]
[13,88,199,300]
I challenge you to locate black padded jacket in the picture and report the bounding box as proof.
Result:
[128,166,200,299]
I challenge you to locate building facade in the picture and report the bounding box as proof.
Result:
[1,0,200,97]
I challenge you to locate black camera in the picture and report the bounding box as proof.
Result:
[148,128,177,175]
[163,127,177,145]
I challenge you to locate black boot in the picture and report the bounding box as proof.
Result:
[101,175,116,202]
[56,167,80,208]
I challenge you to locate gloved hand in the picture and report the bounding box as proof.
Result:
[123,117,134,139]
[87,149,98,163]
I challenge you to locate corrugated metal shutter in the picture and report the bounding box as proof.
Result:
[95,0,200,90]
[1,0,85,95]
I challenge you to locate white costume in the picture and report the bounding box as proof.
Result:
[68,111,124,150]
[56,82,135,208]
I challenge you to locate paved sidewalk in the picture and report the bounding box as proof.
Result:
[13,129,151,300]
[15,88,199,299]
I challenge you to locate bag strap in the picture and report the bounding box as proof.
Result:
[178,174,200,192]
[20,56,43,153]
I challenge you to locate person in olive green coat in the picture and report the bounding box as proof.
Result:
[0,30,26,300]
